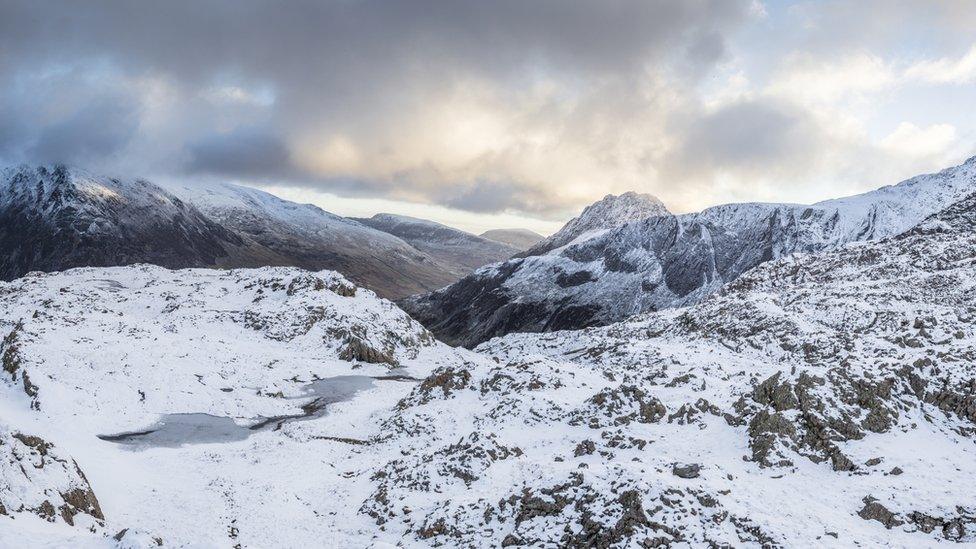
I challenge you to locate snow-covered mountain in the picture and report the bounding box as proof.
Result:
[352,213,519,277]
[480,228,545,250]
[4,189,976,546]
[522,191,671,256]
[403,157,976,347]
[0,165,244,279]
[0,165,459,299]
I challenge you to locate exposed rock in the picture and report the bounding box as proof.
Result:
[569,385,666,428]
[672,463,701,479]
[858,497,903,529]
[0,426,104,527]
[339,336,396,365]
[574,440,596,457]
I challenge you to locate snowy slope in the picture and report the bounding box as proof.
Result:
[394,190,976,546]
[0,165,245,279]
[0,165,458,300]
[404,156,976,347]
[160,179,462,298]
[0,265,471,547]
[352,213,519,277]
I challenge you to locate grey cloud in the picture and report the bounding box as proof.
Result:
[685,31,728,69]
[682,101,809,169]
[0,105,27,161]
[0,1,749,80]
[785,1,976,55]
[441,180,566,216]
[0,0,755,216]
[663,99,821,190]
[185,128,292,179]
[28,96,141,165]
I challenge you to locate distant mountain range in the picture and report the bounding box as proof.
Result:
[402,156,976,347]
[351,213,519,278]
[479,228,544,250]
[0,165,525,299]
[5,159,975,351]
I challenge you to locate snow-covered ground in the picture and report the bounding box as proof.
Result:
[2,180,976,547]
[0,266,472,546]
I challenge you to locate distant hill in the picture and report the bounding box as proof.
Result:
[479,228,544,250]
[352,213,519,277]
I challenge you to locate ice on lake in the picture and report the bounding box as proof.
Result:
[99,375,377,448]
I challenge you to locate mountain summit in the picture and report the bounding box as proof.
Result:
[523,191,670,256]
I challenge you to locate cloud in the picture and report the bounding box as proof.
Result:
[27,96,141,165]
[668,99,815,176]
[880,122,958,158]
[904,44,976,84]
[185,128,291,179]
[0,0,973,221]
[0,0,754,216]
[766,52,897,105]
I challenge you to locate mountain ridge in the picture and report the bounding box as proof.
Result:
[403,157,976,347]
[5,189,975,545]
[0,165,465,299]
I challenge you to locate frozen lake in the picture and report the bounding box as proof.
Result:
[98,375,377,448]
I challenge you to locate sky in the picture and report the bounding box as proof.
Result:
[1,1,975,235]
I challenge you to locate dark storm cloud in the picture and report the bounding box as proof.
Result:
[0,105,26,162]
[28,95,141,165]
[0,1,748,80]
[185,128,292,179]
[0,0,753,214]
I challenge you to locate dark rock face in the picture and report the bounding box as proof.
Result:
[555,270,595,288]
[859,497,903,529]
[339,336,396,365]
[672,463,701,479]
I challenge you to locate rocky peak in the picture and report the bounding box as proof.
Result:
[523,190,670,256]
